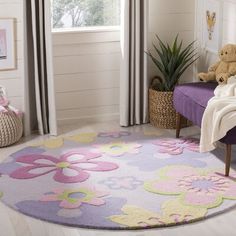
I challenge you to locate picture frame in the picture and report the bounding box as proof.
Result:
[0,18,16,71]
[203,0,223,54]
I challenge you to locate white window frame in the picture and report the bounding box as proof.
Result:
[51,0,121,34]
[52,25,120,34]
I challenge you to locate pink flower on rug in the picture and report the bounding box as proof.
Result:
[10,149,118,183]
[41,186,108,209]
[95,142,142,157]
[145,165,236,209]
[153,138,199,155]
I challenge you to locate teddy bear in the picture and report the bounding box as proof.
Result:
[198,44,236,84]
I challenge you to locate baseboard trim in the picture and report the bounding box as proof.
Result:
[57,113,120,126]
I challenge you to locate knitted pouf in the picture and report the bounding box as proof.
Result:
[0,109,23,147]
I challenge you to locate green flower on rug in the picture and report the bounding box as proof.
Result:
[109,199,207,227]
[0,192,3,198]
[95,141,142,157]
[144,165,236,209]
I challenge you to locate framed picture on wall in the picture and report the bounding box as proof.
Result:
[203,0,222,54]
[0,19,16,70]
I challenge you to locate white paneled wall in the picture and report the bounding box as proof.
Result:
[53,1,196,124]
[52,29,120,124]
[196,0,236,72]
[0,0,25,111]
[148,0,196,82]
[223,1,236,44]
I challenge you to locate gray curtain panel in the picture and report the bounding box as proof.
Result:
[120,0,149,127]
[26,0,50,135]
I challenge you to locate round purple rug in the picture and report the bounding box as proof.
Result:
[0,131,236,230]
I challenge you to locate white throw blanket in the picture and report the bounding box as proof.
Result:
[200,76,236,152]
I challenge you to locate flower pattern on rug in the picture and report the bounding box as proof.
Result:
[96,142,142,157]
[109,205,164,227]
[127,151,207,172]
[153,138,199,155]
[66,133,97,143]
[109,199,207,227]
[98,131,131,139]
[0,147,46,175]
[41,186,108,209]
[15,197,126,227]
[145,165,236,209]
[100,176,143,190]
[2,130,236,229]
[31,138,64,149]
[161,199,207,223]
[10,149,118,183]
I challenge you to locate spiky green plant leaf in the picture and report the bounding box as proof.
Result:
[148,35,198,91]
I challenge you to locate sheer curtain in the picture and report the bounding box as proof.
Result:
[25,0,57,135]
[120,0,149,127]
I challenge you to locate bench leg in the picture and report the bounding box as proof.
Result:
[176,113,182,138]
[225,144,232,177]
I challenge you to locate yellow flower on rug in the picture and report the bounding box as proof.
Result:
[109,205,163,227]
[66,133,97,143]
[31,138,64,149]
[161,199,207,223]
[109,199,207,227]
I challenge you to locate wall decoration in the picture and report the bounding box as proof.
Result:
[203,0,222,54]
[0,19,16,70]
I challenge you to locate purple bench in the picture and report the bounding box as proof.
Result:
[173,82,236,176]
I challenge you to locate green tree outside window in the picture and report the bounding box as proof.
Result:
[52,0,120,28]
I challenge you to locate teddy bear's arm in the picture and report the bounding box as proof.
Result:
[228,62,236,76]
[208,61,221,72]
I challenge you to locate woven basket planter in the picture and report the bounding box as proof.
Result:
[0,109,23,147]
[149,89,188,129]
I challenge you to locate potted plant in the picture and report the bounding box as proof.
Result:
[147,35,198,129]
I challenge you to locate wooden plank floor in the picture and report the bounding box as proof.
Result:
[0,120,236,236]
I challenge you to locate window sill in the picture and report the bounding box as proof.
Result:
[52,26,120,34]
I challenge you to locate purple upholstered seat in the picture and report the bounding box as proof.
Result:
[173,82,236,145]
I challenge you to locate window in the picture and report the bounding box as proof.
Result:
[52,0,120,29]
